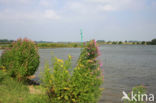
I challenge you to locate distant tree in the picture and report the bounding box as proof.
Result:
[73,44,78,47]
[136,42,140,45]
[141,41,145,45]
[146,41,151,45]
[119,41,122,44]
[150,38,156,45]
[107,41,111,44]
[0,39,14,43]
[97,40,105,43]
[112,41,117,44]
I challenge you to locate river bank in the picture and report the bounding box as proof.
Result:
[0,45,156,103]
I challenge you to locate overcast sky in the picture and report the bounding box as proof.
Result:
[0,0,156,42]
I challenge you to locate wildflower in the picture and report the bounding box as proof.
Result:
[79,64,84,67]
[57,58,64,63]
[60,65,63,67]
[58,97,61,100]
[88,60,93,63]
[88,53,90,56]
[72,99,76,102]
[87,47,90,50]
[51,74,53,78]
[68,55,72,59]
[49,80,52,84]
[2,69,6,72]
[92,52,94,54]
[65,70,69,73]
[64,87,70,90]
[99,61,103,67]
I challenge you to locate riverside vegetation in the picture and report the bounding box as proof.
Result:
[0,38,40,81]
[0,38,148,103]
[0,38,156,49]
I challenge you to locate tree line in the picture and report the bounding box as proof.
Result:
[0,38,156,45]
[97,38,156,45]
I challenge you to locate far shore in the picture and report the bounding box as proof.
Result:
[0,41,156,50]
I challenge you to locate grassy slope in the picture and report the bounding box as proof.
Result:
[0,71,48,103]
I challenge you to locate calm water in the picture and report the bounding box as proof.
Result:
[0,45,156,103]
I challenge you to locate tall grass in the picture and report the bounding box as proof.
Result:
[0,70,48,103]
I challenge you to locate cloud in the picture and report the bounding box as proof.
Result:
[44,9,60,19]
[0,0,149,22]
[67,2,87,14]
[97,4,116,11]
[0,9,60,21]
[152,1,156,8]
[0,0,32,4]
[39,0,51,7]
[85,0,146,11]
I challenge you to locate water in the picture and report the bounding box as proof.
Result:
[0,45,156,103]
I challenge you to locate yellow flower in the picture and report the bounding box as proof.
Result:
[76,67,80,70]
[57,59,64,63]
[65,70,68,73]
[50,75,53,78]
[58,97,61,100]
[60,64,63,67]
[49,80,52,84]
[88,60,93,63]
[79,64,84,67]
[64,87,70,90]
[72,99,76,102]
[2,69,6,72]
[68,55,72,59]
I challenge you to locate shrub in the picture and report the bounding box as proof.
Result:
[42,56,72,103]
[70,40,103,102]
[42,40,103,103]
[0,38,40,81]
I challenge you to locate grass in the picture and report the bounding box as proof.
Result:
[37,42,81,48]
[0,42,81,49]
[0,70,49,103]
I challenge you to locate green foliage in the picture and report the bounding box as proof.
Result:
[71,40,103,102]
[37,43,81,48]
[150,38,156,45]
[42,40,103,103]
[0,38,40,81]
[42,56,72,103]
[0,70,48,103]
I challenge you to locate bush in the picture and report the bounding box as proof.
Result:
[0,38,40,81]
[70,40,103,102]
[42,40,103,103]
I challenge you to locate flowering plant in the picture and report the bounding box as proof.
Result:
[0,38,40,81]
[42,40,103,103]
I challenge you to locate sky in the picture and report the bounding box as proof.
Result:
[0,0,156,42]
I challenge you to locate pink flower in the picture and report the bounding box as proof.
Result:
[99,61,103,67]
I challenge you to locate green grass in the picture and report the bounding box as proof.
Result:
[0,42,81,49]
[37,42,81,48]
[0,71,49,103]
